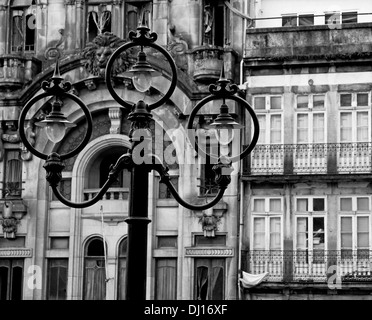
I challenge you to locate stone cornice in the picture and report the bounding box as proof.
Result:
[0,248,33,258]
[185,247,234,257]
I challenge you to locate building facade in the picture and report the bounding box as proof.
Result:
[241,0,372,300]
[0,0,249,300]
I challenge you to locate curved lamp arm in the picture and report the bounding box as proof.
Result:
[45,152,133,209]
[150,155,231,211]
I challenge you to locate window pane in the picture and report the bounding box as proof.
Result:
[357,93,369,106]
[269,218,281,250]
[299,14,314,26]
[357,217,369,233]
[253,199,265,212]
[47,259,68,300]
[270,97,281,110]
[357,112,368,141]
[296,218,308,249]
[297,199,308,212]
[155,259,177,300]
[157,236,177,248]
[257,115,266,144]
[342,12,357,24]
[282,15,297,27]
[254,97,265,110]
[253,218,265,249]
[269,199,281,212]
[340,198,352,211]
[313,114,325,142]
[50,237,69,249]
[357,197,369,211]
[313,217,325,250]
[313,95,325,109]
[270,115,281,143]
[340,94,352,107]
[297,95,309,109]
[297,114,308,143]
[313,198,325,211]
[340,113,352,142]
[341,217,352,233]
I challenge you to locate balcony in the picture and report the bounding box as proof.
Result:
[187,46,237,83]
[242,250,372,284]
[244,22,372,60]
[249,143,372,176]
[0,55,41,90]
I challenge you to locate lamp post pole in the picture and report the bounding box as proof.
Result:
[18,24,260,301]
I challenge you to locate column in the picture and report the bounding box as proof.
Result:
[0,5,7,55]
[64,0,76,53]
[75,0,85,50]
[112,0,123,39]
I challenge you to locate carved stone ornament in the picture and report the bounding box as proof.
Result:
[199,212,221,238]
[0,201,27,239]
[82,32,137,78]
[167,26,189,72]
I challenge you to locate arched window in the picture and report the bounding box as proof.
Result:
[83,238,106,300]
[117,237,127,300]
[87,5,112,43]
[10,0,36,53]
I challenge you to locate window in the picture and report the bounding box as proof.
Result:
[299,14,314,26]
[194,258,224,300]
[342,11,358,24]
[157,236,178,248]
[295,197,326,264]
[3,150,22,198]
[203,0,229,47]
[117,238,127,300]
[194,235,226,247]
[155,259,177,300]
[251,198,283,251]
[339,197,371,259]
[50,237,69,250]
[282,14,297,27]
[10,0,36,53]
[254,96,283,144]
[0,259,23,300]
[159,176,178,199]
[47,259,68,300]
[87,5,112,43]
[339,93,370,142]
[296,94,326,144]
[83,238,106,300]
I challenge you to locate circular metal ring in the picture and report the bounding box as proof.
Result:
[186,94,260,164]
[105,41,178,111]
[19,91,93,161]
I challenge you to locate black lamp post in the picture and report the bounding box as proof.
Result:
[18,24,259,300]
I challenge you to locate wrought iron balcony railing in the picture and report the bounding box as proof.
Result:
[249,143,372,175]
[242,250,372,284]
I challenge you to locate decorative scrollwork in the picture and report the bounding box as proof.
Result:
[129,26,158,44]
[209,79,239,97]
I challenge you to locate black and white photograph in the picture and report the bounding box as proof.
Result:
[0,0,371,310]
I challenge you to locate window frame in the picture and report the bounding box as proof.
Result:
[10,4,36,53]
[295,94,327,144]
[253,95,283,145]
[338,196,372,252]
[250,197,284,251]
[338,92,371,143]
[294,196,327,252]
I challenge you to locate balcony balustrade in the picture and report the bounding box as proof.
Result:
[243,250,372,284]
[0,55,41,90]
[83,187,129,201]
[249,143,372,176]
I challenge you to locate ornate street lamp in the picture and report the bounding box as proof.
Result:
[18,23,259,300]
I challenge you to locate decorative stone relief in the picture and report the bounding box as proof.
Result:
[108,107,122,134]
[82,32,136,78]
[0,200,27,239]
[167,25,189,72]
[195,201,228,237]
